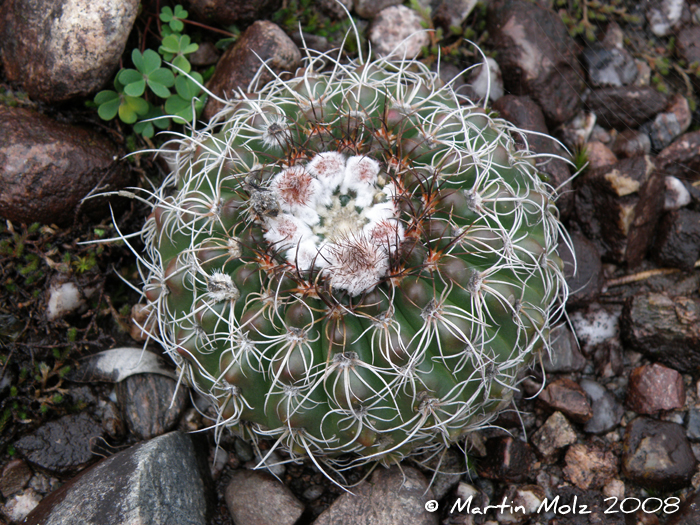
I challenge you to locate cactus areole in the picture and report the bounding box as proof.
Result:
[137,43,569,472]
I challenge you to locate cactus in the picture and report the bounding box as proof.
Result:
[133,36,569,475]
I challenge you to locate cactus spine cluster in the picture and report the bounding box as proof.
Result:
[134,37,569,473]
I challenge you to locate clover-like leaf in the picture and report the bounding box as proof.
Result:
[147,68,175,98]
[160,4,187,33]
[94,90,120,120]
[134,104,171,138]
[119,69,146,97]
[172,55,192,74]
[118,95,149,124]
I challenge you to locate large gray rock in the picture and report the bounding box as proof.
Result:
[23,432,214,525]
[0,0,138,102]
[313,465,438,525]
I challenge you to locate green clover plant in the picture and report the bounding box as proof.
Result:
[93,5,206,139]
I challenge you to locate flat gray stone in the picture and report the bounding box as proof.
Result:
[225,470,304,525]
[23,432,213,525]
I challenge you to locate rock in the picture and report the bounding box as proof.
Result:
[621,292,700,372]
[486,0,584,127]
[585,141,618,170]
[466,57,504,102]
[185,0,282,26]
[622,417,696,491]
[558,111,596,150]
[543,323,586,373]
[203,21,301,120]
[96,399,125,440]
[354,0,403,19]
[495,485,545,523]
[252,450,286,478]
[665,176,692,211]
[0,0,138,102]
[23,431,213,525]
[548,486,625,525]
[45,276,97,321]
[0,459,33,498]
[580,379,624,434]
[491,95,573,217]
[581,44,637,87]
[667,488,700,525]
[316,0,353,19]
[368,5,430,58]
[477,436,535,483]
[117,373,188,440]
[563,443,618,490]
[0,106,132,226]
[14,413,103,475]
[657,131,700,182]
[678,26,700,90]
[585,86,667,130]
[3,489,41,522]
[574,155,664,266]
[539,378,593,424]
[420,447,464,500]
[652,209,700,271]
[645,112,683,151]
[646,0,689,37]
[626,363,686,415]
[559,231,604,308]
[687,408,700,441]
[188,41,220,67]
[569,305,620,351]
[667,94,692,135]
[611,129,651,159]
[430,0,478,30]
[531,411,577,458]
[313,465,438,525]
[225,470,304,525]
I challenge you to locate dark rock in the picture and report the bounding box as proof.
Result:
[667,94,692,135]
[531,411,577,458]
[581,44,637,87]
[585,141,618,170]
[653,209,700,271]
[492,95,573,217]
[313,465,438,525]
[0,0,138,102]
[14,413,102,475]
[621,292,700,372]
[667,487,700,525]
[563,443,618,490]
[23,431,214,525]
[622,417,696,491]
[430,0,478,30]
[539,378,593,423]
[486,0,585,127]
[203,21,301,120]
[419,447,463,500]
[354,0,403,18]
[316,0,353,19]
[585,86,667,130]
[188,41,220,67]
[611,129,651,159]
[626,363,686,415]
[580,379,624,434]
[0,106,132,226]
[476,436,535,483]
[368,5,430,58]
[544,324,586,373]
[96,400,126,441]
[557,111,596,150]
[225,470,304,525]
[185,0,282,26]
[116,373,188,440]
[574,155,664,266]
[0,459,32,498]
[687,408,700,441]
[657,130,700,182]
[645,112,683,151]
[591,338,624,378]
[559,231,604,307]
[678,25,700,90]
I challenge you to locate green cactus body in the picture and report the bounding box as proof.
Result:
[138,46,568,469]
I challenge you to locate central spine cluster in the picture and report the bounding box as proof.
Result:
[259,151,403,296]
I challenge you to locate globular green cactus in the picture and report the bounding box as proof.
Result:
[134,38,569,474]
